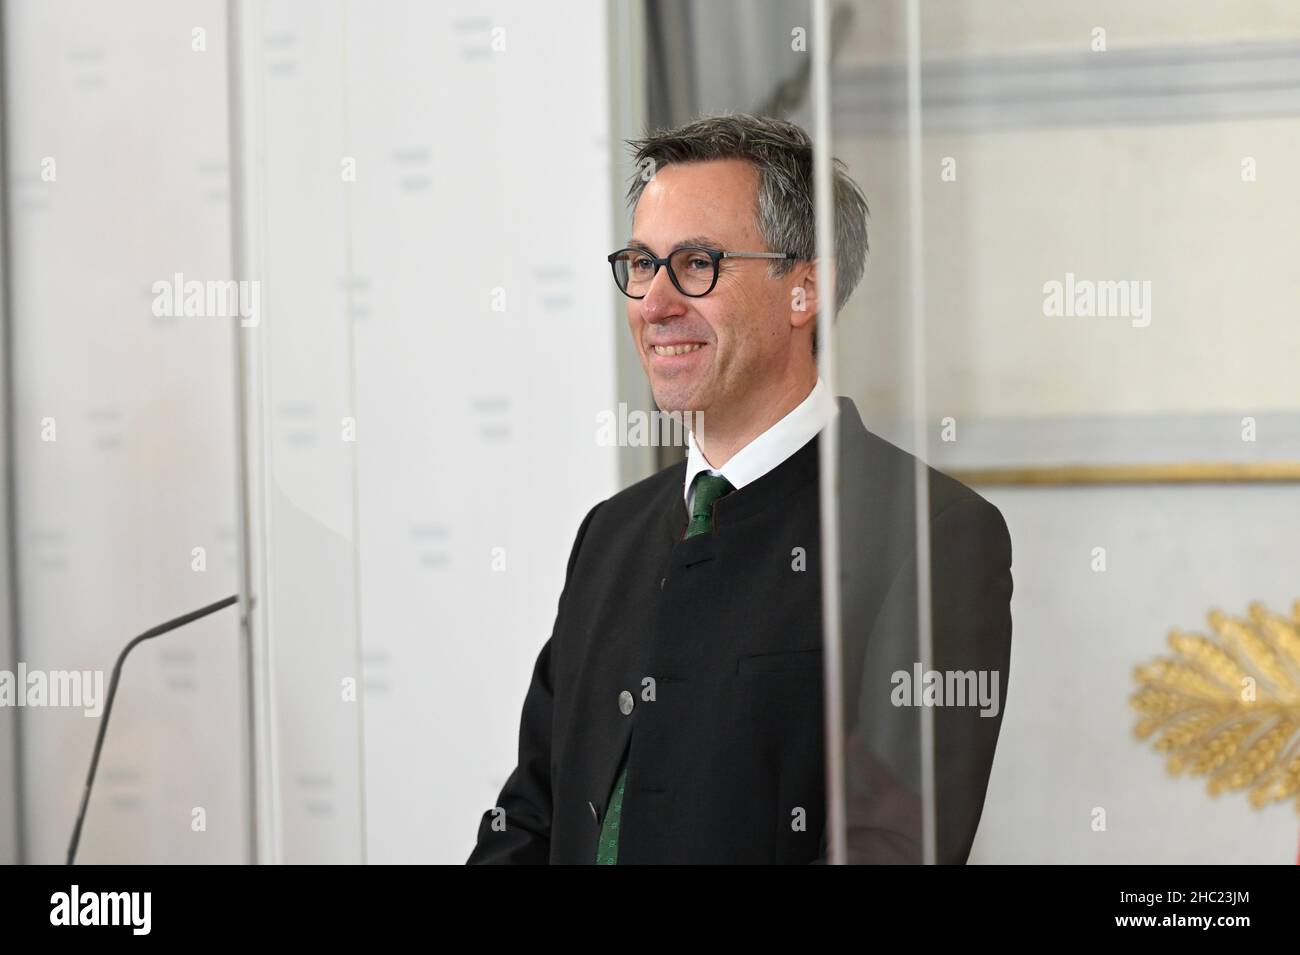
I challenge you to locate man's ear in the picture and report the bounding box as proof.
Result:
[789,259,835,330]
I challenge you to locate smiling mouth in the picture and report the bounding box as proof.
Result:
[651,343,706,356]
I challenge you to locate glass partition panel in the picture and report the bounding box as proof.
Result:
[822,0,1300,863]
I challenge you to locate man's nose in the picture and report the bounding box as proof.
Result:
[638,265,688,323]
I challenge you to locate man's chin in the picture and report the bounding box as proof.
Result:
[650,391,703,416]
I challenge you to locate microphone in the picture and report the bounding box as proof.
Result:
[66,594,240,865]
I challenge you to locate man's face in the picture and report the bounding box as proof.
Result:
[627,159,804,417]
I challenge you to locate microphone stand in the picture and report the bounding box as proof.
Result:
[66,594,240,865]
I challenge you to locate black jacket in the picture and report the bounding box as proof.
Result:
[468,397,1013,864]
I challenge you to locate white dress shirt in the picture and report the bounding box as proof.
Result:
[684,376,839,512]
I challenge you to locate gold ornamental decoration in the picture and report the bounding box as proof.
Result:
[1131,601,1300,813]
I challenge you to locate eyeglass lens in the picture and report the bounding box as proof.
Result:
[612,248,716,297]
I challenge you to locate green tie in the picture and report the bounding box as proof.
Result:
[685,472,736,539]
[595,472,735,864]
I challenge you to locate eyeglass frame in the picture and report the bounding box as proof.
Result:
[607,246,796,299]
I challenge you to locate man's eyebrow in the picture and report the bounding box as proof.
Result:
[626,235,725,253]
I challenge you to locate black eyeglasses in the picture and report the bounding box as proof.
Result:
[607,246,795,299]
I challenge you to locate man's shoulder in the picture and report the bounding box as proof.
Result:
[580,458,685,536]
[838,423,1011,580]
[850,422,1006,530]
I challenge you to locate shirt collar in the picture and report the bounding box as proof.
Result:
[683,376,838,507]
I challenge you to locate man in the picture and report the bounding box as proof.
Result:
[468,114,1013,865]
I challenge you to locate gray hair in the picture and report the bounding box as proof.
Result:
[625,113,869,355]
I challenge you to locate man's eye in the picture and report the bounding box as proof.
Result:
[686,256,712,271]
[630,256,654,272]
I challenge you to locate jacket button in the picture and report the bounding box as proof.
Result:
[589,800,600,824]
[618,689,634,715]
[660,577,667,590]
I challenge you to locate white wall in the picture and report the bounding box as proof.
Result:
[7,0,626,864]
[6,0,247,864]
[231,0,625,862]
